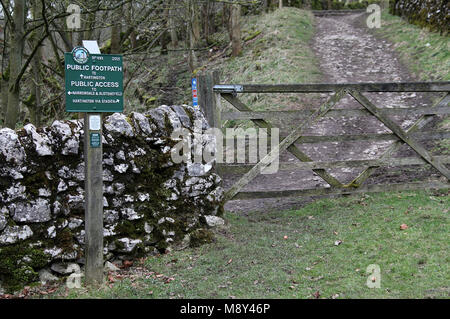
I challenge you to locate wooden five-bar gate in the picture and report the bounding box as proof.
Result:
[198,72,450,202]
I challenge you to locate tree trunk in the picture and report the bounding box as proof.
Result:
[124,2,137,49]
[169,0,178,48]
[222,3,228,30]
[262,0,268,13]
[231,4,241,57]
[224,3,233,41]
[190,0,201,47]
[187,24,197,73]
[4,0,25,129]
[1,1,10,125]
[110,7,122,54]
[29,0,44,127]
[83,10,96,41]
[186,1,196,73]
[1,68,9,126]
[202,2,210,43]
[279,0,283,9]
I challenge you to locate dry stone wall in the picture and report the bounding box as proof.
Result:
[390,0,449,34]
[0,104,224,293]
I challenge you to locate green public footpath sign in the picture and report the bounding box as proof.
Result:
[65,47,123,112]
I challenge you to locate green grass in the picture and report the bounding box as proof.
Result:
[376,11,450,81]
[220,8,320,86]
[40,190,449,299]
[215,8,322,130]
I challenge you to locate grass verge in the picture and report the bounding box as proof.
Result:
[212,8,322,130]
[376,11,450,82]
[36,190,449,299]
[374,11,449,158]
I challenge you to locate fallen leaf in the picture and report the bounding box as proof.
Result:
[226,258,232,265]
[21,286,30,297]
[123,260,133,268]
[47,288,57,294]
[400,224,408,230]
[334,240,343,246]
[313,291,320,299]
[283,235,288,240]
[310,275,324,282]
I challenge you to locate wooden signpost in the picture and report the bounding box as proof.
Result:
[65,44,123,285]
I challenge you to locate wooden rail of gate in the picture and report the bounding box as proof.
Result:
[198,72,450,202]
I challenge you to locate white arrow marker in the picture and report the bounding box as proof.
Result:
[80,74,84,78]
[68,91,72,95]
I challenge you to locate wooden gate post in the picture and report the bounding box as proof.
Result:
[198,71,221,128]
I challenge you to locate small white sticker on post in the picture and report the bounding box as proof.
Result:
[89,114,101,131]
[82,40,101,54]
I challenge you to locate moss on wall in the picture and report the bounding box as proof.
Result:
[390,0,449,34]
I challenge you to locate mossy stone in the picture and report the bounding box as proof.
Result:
[189,228,215,248]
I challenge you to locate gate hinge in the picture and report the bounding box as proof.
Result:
[213,85,243,95]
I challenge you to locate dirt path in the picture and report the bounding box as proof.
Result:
[223,12,440,214]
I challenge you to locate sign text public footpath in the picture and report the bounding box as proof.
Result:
[192,78,198,107]
[65,48,124,112]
